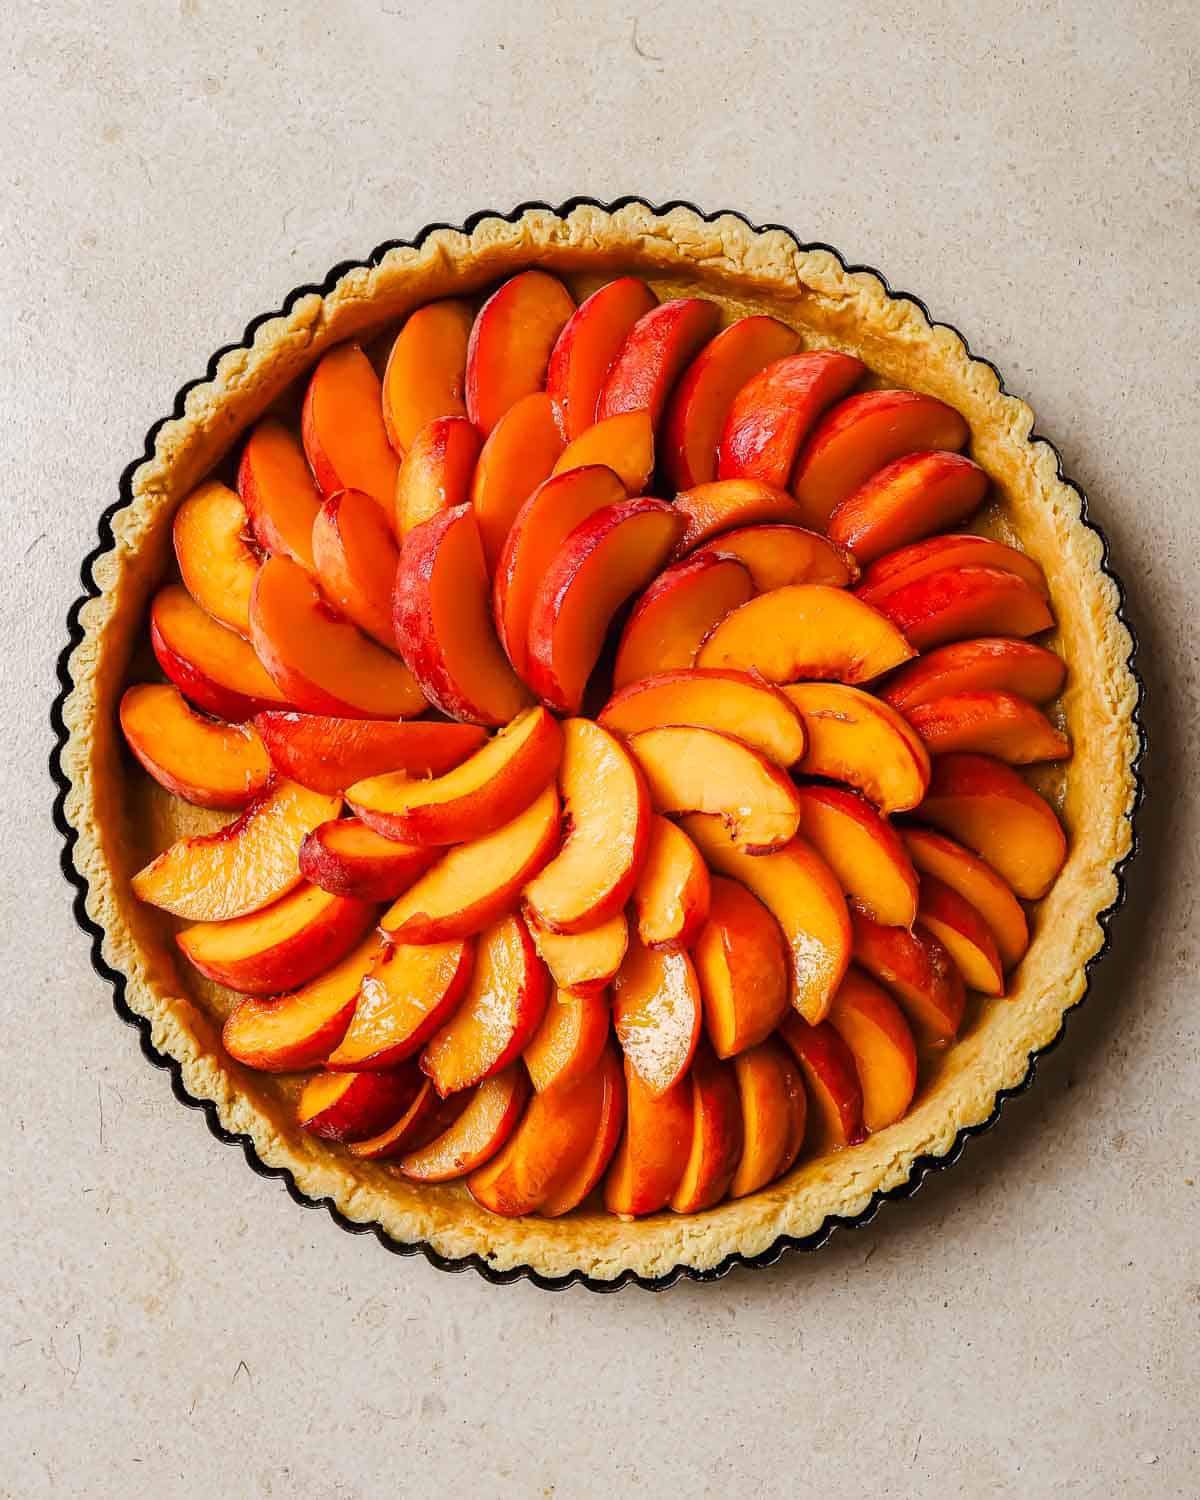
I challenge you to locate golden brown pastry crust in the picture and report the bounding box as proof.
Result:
[58,203,1140,1283]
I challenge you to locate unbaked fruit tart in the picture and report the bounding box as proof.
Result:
[54,202,1142,1288]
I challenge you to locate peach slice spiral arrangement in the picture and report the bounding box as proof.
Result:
[120,266,1072,1223]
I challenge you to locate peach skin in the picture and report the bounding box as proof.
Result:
[546,276,658,438]
[916,873,1005,996]
[299,818,437,902]
[850,904,966,1047]
[689,523,859,590]
[905,691,1071,764]
[881,636,1066,714]
[827,450,989,564]
[902,826,1029,970]
[311,487,400,647]
[466,269,575,434]
[670,478,808,556]
[596,297,721,428]
[298,1068,422,1144]
[857,534,1049,606]
[612,552,754,691]
[254,712,485,795]
[717,350,865,486]
[779,1014,867,1151]
[867,565,1055,652]
[393,415,481,538]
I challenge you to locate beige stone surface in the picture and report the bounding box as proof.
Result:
[2,1,1196,1495]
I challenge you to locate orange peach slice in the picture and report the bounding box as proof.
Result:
[905,691,1071,764]
[178,883,376,995]
[327,935,476,1070]
[311,487,399,647]
[151,584,289,721]
[254,712,485,795]
[698,583,915,685]
[599,668,807,767]
[827,451,989,563]
[916,873,1004,996]
[523,988,611,1092]
[492,464,628,679]
[120,683,270,809]
[528,911,628,995]
[546,276,659,438]
[856,533,1049,605]
[919,752,1067,900]
[792,389,970,528]
[471,392,565,570]
[596,297,721,428]
[729,1037,807,1197]
[850,905,965,1046]
[603,1057,693,1216]
[682,815,851,1024]
[347,705,562,845]
[526,497,685,713]
[662,315,801,490]
[132,778,341,920]
[393,415,482,538]
[779,1014,867,1150]
[693,876,789,1058]
[347,1080,459,1162]
[690,523,859,589]
[466,269,575,434]
[381,298,474,453]
[632,816,711,950]
[868,564,1055,652]
[381,783,560,943]
[299,1068,422,1144]
[627,725,802,853]
[539,1046,627,1216]
[613,938,702,1098]
[826,967,917,1132]
[301,342,399,509]
[173,480,260,635]
[782,681,931,813]
[717,351,866,486]
[612,553,753,690]
[524,720,648,934]
[238,419,323,570]
[670,478,808,556]
[398,1067,530,1182]
[881,636,1066,713]
[298,818,437,902]
[250,555,425,719]
[794,784,919,928]
[669,1040,744,1213]
[552,409,654,495]
[902,826,1028,970]
[395,503,532,725]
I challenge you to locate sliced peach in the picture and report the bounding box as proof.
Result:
[466,269,575,434]
[120,683,270,810]
[782,681,931,813]
[882,636,1066,713]
[729,1038,807,1198]
[552,409,654,494]
[301,342,398,510]
[850,905,965,1046]
[627,725,801,853]
[381,783,560,943]
[132,778,341,920]
[178,883,376,995]
[528,911,628,995]
[916,873,1004,996]
[395,503,532,725]
[693,876,789,1059]
[173,480,260,636]
[393,415,482,538]
[612,553,753,691]
[682,815,850,1024]
[857,534,1049,605]
[250,556,425,718]
[524,720,649,934]
[603,1057,693,1216]
[150,584,289,721]
[347,704,562,845]
[794,785,918,928]
[237,418,323,570]
[525,497,685,714]
[826,967,917,1132]
[523,989,611,1092]
[327,935,475,1070]
[298,818,437,902]
[470,392,565,571]
[919,752,1067,900]
[492,464,627,679]
[254,712,485,795]
[669,1040,743,1213]
[690,523,858,589]
[632,816,710,950]
[298,1068,421,1144]
[546,276,658,438]
[906,691,1071,764]
[596,297,721,428]
[670,478,809,556]
[792,389,970,529]
[381,298,474,453]
[661,315,801,490]
[398,1066,530,1181]
[827,451,989,564]
[779,1014,866,1151]
[347,1080,458,1161]
[539,1045,627,1216]
[868,564,1055,652]
[902,826,1028,970]
[599,668,807,767]
[311,488,399,647]
[613,938,702,1098]
[717,350,866,486]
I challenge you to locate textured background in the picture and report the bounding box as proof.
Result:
[5,1,1198,1495]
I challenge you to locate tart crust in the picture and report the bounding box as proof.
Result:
[57,203,1140,1284]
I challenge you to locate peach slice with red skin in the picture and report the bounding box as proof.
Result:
[670,478,810,557]
[470,392,565,571]
[238,419,323,570]
[791,389,970,529]
[178,883,376,995]
[466,269,575,434]
[393,415,482,538]
[905,691,1071,764]
[311,488,400,647]
[347,705,563,846]
[857,534,1049,606]
[794,785,919,929]
[902,826,1028,970]
[327,936,476,1070]
[298,1068,421,1144]
[382,782,561,943]
[523,988,611,1092]
[539,1046,627,1216]
[395,503,532,726]
[916,873,1005,996]
[698,583,915,686]
[669,1040,744,1213]
[717,350,866,486]
[782,681,931,813]
[298,818,437,902]
[398,1067,530,1182]
[826,967,917,1133]
[729,1037,807,1197]
[881,636,1066,714]
[254,712,485,795]
[661,315,801,490]
[596,297,721,428]
[347,1080,460,1162]
[919,752,1067,900]
[827,451,989,564]
[693,876,790,1058]
[868,564,1055,652]
[546,276,659,438]
[631,816,711,950]
[120,683,271,810]
[151,585,289,721]
[612,552,753,691]
[599,669,807,768]
[613,938,702,1098]
[381,298,474,454]
[552,409,654,495]
[301,342,399,510]
[603,1057,693,1216]
[690,523,859,590]
[525,496,685,714]
[850,904,965,1047]
[173,480,260,636]
[528,911,629,996]
[779,1014,867,1150]
[132,779,341,920]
